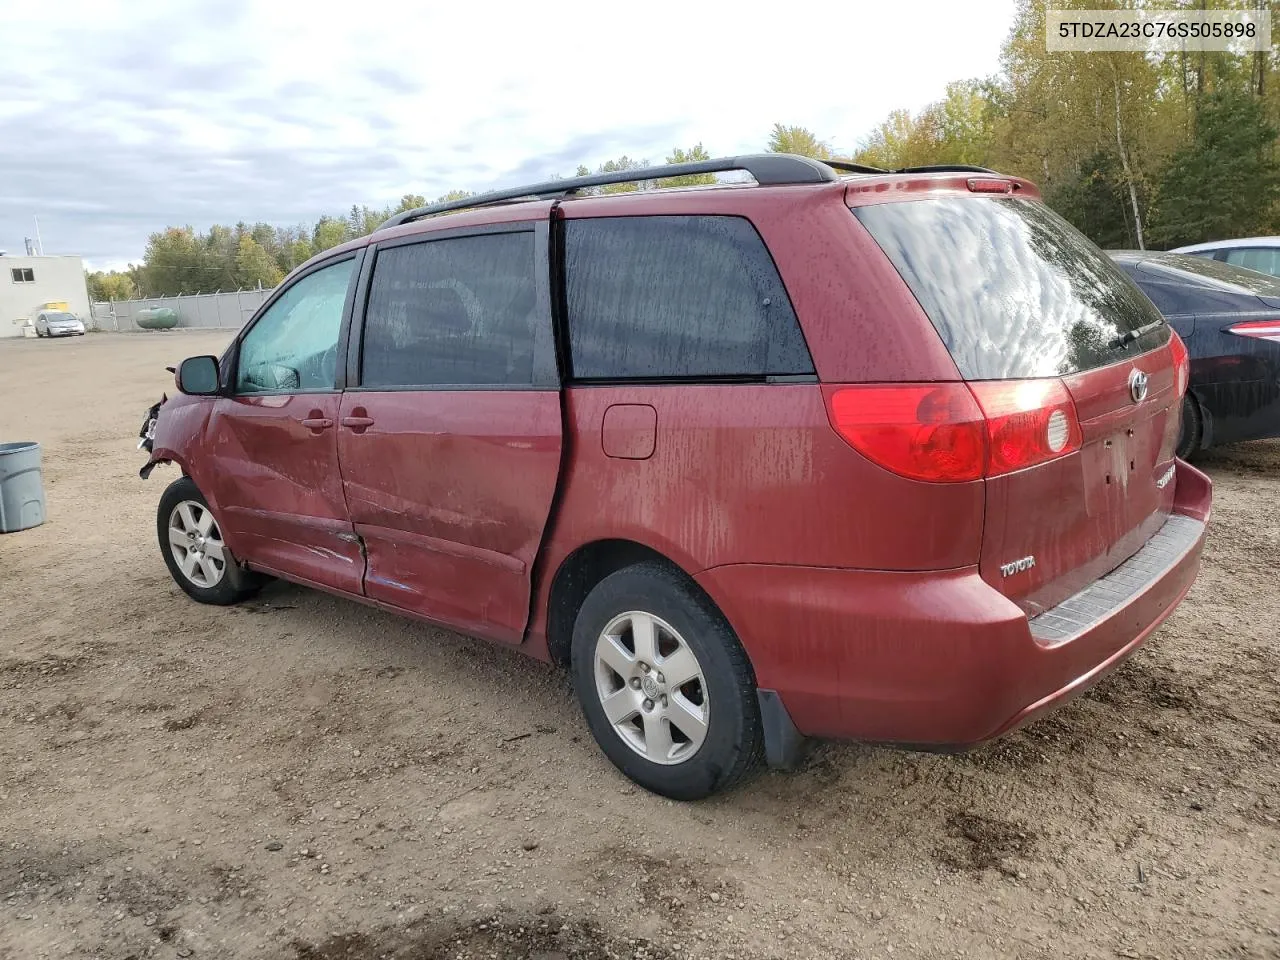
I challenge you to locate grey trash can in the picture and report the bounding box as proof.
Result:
[0,442,46,533]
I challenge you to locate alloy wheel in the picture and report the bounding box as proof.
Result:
[167,500,227,588]
[593,610,709,765]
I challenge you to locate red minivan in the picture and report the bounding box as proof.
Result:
[143,154,1212,800]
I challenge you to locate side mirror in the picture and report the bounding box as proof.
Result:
[176,355,220,395]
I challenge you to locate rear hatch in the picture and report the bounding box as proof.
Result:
[853,193,1183,615]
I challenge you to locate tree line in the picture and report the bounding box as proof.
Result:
[85,148,719,300]
[87,0,1278,301]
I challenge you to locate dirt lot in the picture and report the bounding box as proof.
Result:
[0,331,1277,960]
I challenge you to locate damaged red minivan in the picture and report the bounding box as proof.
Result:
[142,154,1211,799]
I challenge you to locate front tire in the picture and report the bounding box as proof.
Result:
[157,476,260,605]
[570,562,763,800]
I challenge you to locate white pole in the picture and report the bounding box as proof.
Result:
[33,217,44,256]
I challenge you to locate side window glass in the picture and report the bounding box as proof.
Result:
[563,215,813,380]
[235,258,354,394]
[361,232,537,387]
[1225,247,1280,277]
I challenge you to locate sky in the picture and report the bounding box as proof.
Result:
[0,0,1017,270]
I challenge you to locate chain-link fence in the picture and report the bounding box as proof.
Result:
[90,288,274,333]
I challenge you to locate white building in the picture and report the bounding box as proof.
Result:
[0,254,92,338]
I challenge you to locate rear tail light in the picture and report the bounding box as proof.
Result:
[824,379,1082,483]
[826,384,986,482]
[1226,319,1280,343]
[968,379,1083,475]
[1169,331,1190,397]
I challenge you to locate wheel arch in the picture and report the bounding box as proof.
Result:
[1188,387,1214,451]
[543,538,731,669]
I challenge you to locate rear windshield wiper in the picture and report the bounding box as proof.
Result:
[1109,319,1164,350]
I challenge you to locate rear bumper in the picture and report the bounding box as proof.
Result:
[696,459,1212,747]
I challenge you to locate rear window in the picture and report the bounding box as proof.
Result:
[564,215,813,380]
[854,197,1170,380]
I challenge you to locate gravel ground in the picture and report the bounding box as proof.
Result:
[0,331,1277,960]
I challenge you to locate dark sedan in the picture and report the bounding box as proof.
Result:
[1111,251,1280,458]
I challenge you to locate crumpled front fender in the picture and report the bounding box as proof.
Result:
[139,393,211,481]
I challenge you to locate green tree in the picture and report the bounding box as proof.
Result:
[234,235,283,289]
[140,227,205,296]
[597,156,650,194]
[394,194,426,214]
[313,217,349,254]
[202,224,239,290]
[271,225,313,273]
[287,238,314,268]
[766,124,831,159]
[250,222,277,253]
[854,110,923,168]
[1148,89,1280,248]
[85,269,137,301]
[657,143,716,187]
[990,0,1163,245]
[1043,151,1141,249]
[852,78,1007,170]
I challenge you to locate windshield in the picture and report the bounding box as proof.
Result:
[45,312,77,321]
[854,197,1170,380]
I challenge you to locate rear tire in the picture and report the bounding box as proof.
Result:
[570,562,763,800]
[1176,393,1204,460]
[157,476,261,605]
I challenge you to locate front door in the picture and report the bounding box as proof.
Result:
[337,224,562,643]
[204,254,365,594]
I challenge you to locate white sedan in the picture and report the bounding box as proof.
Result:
[34,311,86,337]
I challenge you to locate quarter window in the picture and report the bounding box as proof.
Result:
[361,232,538,387]
[235,257,354,394]
[563,216,813,380]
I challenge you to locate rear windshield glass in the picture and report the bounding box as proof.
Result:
[854,197,1170,380]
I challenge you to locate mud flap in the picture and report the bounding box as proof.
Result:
[757,689,808,770]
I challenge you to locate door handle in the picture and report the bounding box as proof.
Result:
[301,417,334,431]
[342,415,375,431]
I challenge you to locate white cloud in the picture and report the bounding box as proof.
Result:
[0,0,1015,267]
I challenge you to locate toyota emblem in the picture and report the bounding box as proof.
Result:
[1128,368,1149,404]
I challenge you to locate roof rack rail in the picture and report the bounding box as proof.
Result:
[824,159,890,175]
[381,154,839,229]
[893,164,997,174]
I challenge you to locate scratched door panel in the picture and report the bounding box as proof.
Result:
[204,393,364,593]
[337,390,562,643]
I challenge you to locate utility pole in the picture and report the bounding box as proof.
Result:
[33,217,44,255]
